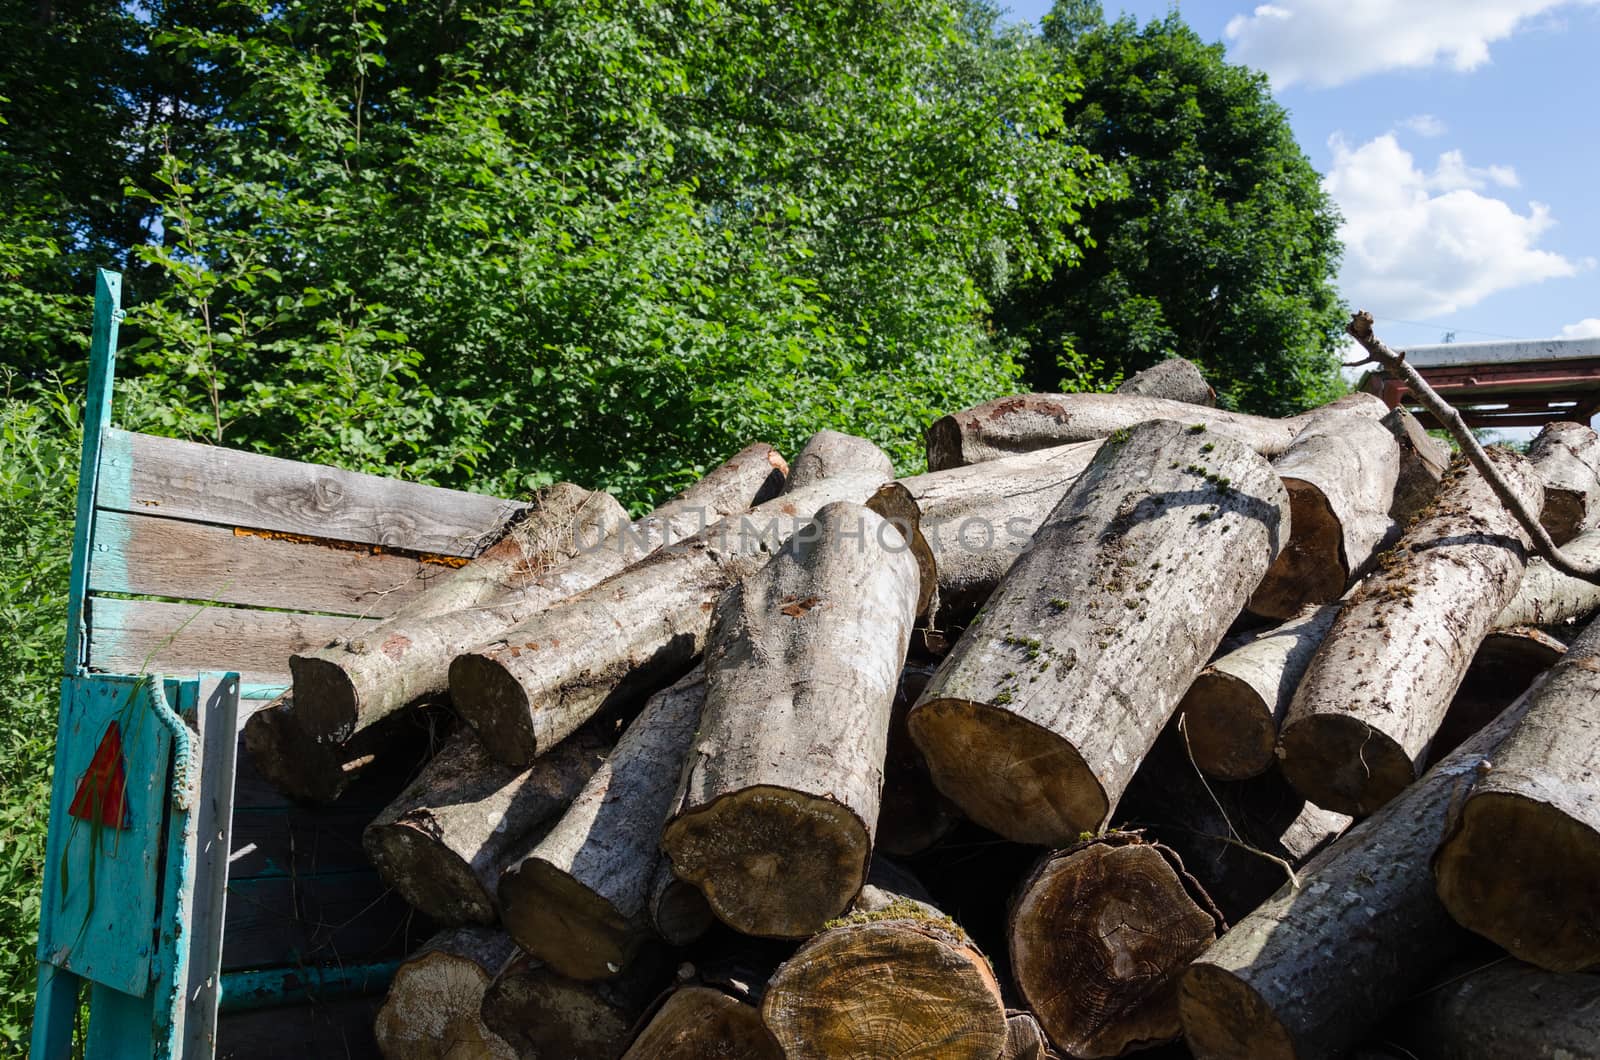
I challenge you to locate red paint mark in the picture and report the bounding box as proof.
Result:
[780,595,821,618]
[381,634,412,660]
[69,722,130,830]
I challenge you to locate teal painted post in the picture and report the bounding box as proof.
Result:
[63,268,121,676]
[30,961,79,1059]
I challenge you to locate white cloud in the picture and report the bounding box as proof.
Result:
[1398,114,1448,138]
[1324,133,1583,318]
[1560,318,1600,338]
[1225,1,1593,88]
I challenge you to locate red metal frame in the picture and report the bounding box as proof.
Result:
[1362,358,1600,429]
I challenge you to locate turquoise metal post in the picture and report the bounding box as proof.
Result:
[33,269,122,1060]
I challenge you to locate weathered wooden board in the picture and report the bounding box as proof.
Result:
[97,428,520,556]
[220,870,427,972]
[90,510,446,618]
[217,996,382,1059]
[87,598,377,689]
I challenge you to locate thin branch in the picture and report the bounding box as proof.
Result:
[1346,311,1600,584]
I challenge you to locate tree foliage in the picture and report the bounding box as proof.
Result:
[997,4,1346,414]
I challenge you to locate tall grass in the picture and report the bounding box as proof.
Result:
[0,379,80,1047]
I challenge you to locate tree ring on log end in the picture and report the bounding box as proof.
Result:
[761,921,1006,1060]
[287,654,361,741]
[1435,790,1600,972]
[661,784,870,938]
[1250,478,1346,619]
[907,697,1106,845]
[499,858,638,981]
[1278,712,1414,817]
[365,824,495,925]
[1177,963,1297,1060]
[1179,676,1276,781]
[449,652,538,765]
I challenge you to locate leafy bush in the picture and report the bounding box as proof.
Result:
[0,380,79,1046]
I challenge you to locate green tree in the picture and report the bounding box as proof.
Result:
[997,6,1346,414]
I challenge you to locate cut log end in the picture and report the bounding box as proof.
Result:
[1278,712,1415,817]
[499,858,638,980]
[908,697,1106,845]
[1179,675,1277,781]
[447,651,538,766]
[1011,841,1219,1058]
[1177,963,1297,1060]
[924,414,967,473]
[1435,790,1600,972]
[364,821,495,926]
[373,929,518,1060]
[761,920,1007,1060]
[1249,478,1347,619]
[286,654,361,740]
[650,873,715,946]
[662,785,870,938]
[622,986,783,1060]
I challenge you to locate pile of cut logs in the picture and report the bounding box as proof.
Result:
[250,354,1600,1059]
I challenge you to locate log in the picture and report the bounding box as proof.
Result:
[1427,626,1565,766]
[1393,961,1600,1059]
[479,951,668,1060]
[620,962,783,1060]
[291,443,784,744]
[1177,681,1546,1060]
[1009,833,1221,1058]
[909,420,1288,844]
[661,500,922,937]
[646,858,714,946]
[1121,728,1351,924]
[1526,420,1600,544]
[1495,527,1600,626]
[877,662,960,857]
[498,670,707,978]
[760,891,1008,1060]
[363,725,611,925]
[784,428,892,492]
[373,926,518,1059]
[924,391,1386,471]
[1177,603,1341,781]
[1000,1012,1051,1060]
[1249,417,1398,618]
[450,431,897,768]
[240,691,440,804]
[1278,449,1544,817]
[1434,615,1600,972]
[1115,357,1215,405]
[1379,405,1448,523]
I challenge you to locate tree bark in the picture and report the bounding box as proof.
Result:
[924,391,1386,471]
[1177,681,1546,1060]
[1526,420,1600,545]
[1495,527,1600,627]
[290,444,784,743]
[662,501,922,937]
[1379,406,1449,524]
[760,891,1008,1060]
[1393,961,1600,1060]
[1278,449,1543,817]
[498,670,706,979]
[1009,833,1222,1058]
[1249,417,1398,618]
[373,926,518,1060]
[877,662,960,857]
[1000,1012,1051,1060]
[479,951,669,1060]
[1426,625,1565,767]
[1434,615,1600,972]
[449,432,895,768]
[1178,603,1341,781]
[909,420,1288,845]
[240,690,440,804]
[1115,357,1215,405]
[363,725,610,925]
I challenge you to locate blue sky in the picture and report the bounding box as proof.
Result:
[1004,0,1600,350]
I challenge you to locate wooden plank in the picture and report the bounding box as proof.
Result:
[217,996,383,1059]
[90,510,445,618]
[97,428,522,556]
[186,674,242,1060]
[86,598,377,689]
[220,870,430,972]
